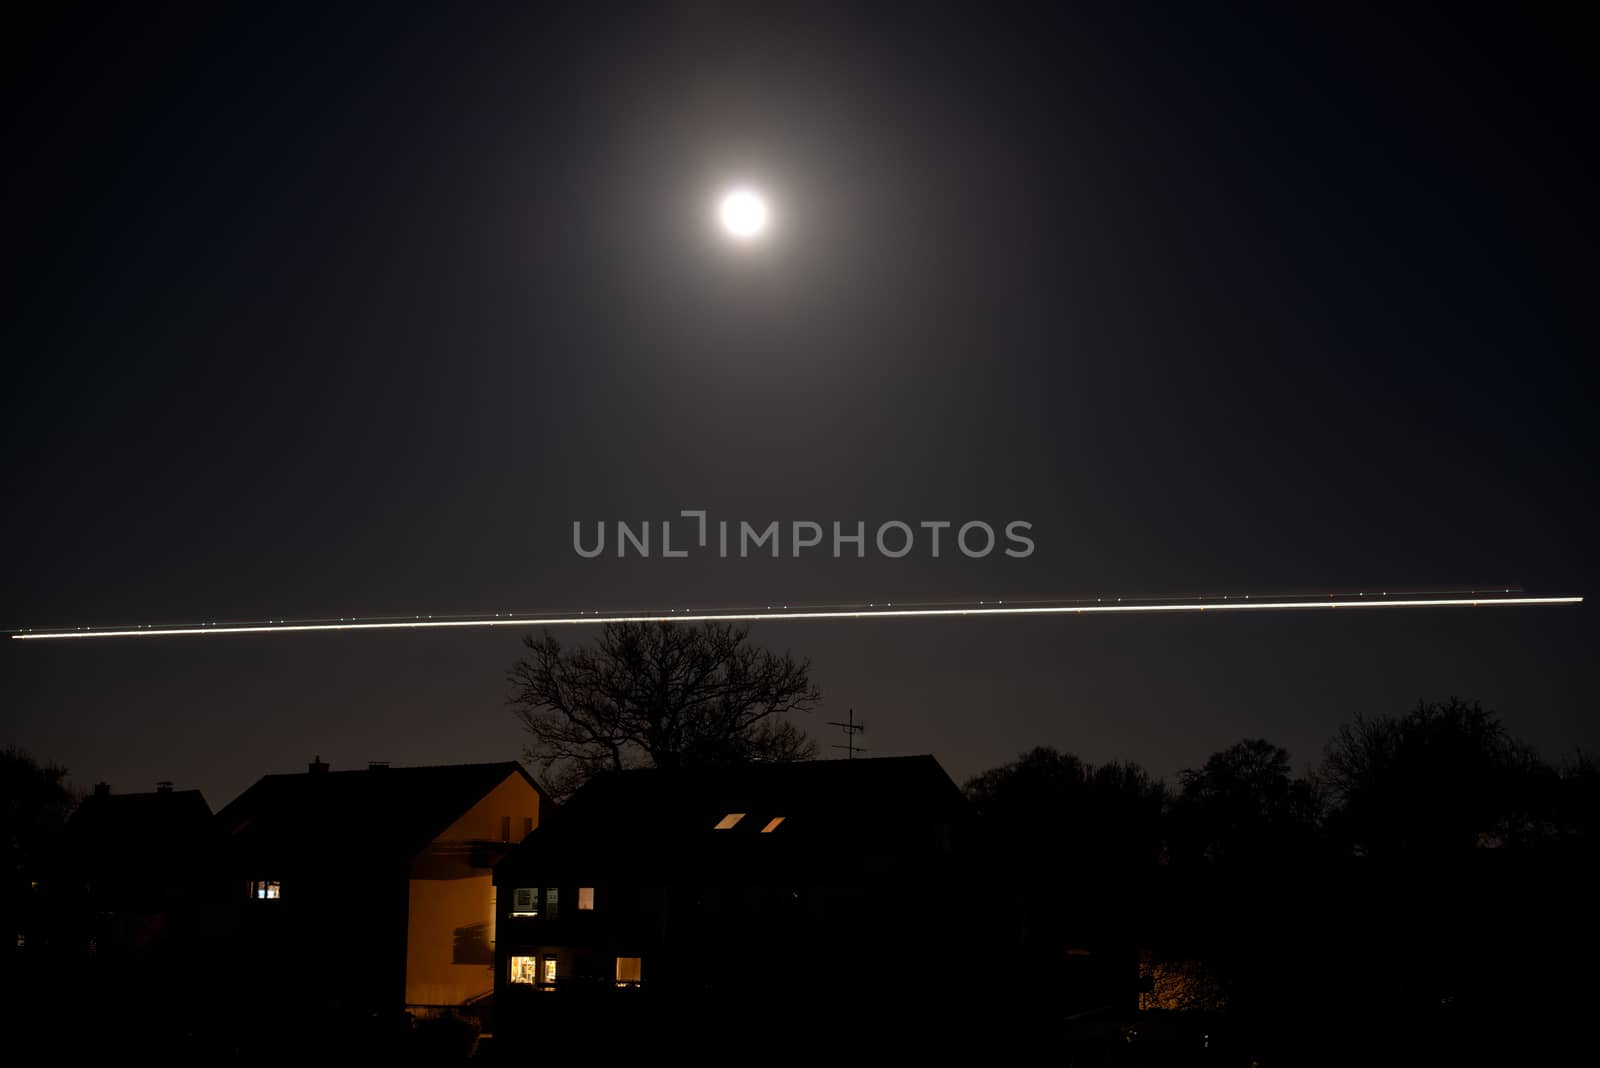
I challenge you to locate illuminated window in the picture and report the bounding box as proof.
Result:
[542,955,558,984]
[510,888,538,916]
[251,880,280,900]
[545,887,560,920]
[510,955,538,984]
[714,813,745,830]
[761,817,785,833]
[578,887,595,910]
[615,956,643,986]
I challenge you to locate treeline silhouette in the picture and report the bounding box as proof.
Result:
[964,698,1599,1063]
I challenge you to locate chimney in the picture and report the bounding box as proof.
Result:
[368,761,390,771]
[93,782,111,798]
[156,781,174,794]
[308,755,329,775]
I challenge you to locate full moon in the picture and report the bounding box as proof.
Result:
[718,189,769,239]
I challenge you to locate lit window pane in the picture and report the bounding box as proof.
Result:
[616,956,643,985]
[578,887,595,910]
[510,956,538,984]
[542,956,558,984]
[252,880,280,900]
[714,813,745,829]
[761,817,785,833]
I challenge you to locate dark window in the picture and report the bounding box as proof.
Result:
[545,887,560,921]
[523,816,534,837]
[500,815,511,842]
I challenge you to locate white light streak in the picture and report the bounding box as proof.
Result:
[6,595,1582,640]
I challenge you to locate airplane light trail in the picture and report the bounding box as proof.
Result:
[6,593,1582,640]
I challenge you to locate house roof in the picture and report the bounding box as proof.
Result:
[215,761,544,863]
[497,755,967,879]
[67,788,213,846]
[64,788,215,879]
[69,788,213,831]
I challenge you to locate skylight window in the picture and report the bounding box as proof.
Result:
[761,817,785,833]
[714,813,745,830]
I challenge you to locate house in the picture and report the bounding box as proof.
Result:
[59,780,214,965]
[491,755,973,1042]
[213,758,547,1016]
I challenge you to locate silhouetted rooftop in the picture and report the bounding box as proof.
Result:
[499,755,967,878]
[216,761,544,860]
[68,787,213,839]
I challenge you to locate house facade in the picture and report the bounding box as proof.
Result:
[59,781,214,966]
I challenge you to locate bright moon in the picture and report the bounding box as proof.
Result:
[718,189,769,239]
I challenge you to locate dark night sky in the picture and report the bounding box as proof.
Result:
[4,2,1595,810]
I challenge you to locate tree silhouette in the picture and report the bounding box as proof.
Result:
[2,747,75,954]
[1553,751,1600,850]
[1160,739,1326,1028]
[1322,698,1549,857]
[2,746,74,880]
[507,622,820,798]
[1169,738,1323,867]
[965,746,1167,873]
[964,747,1166,1017]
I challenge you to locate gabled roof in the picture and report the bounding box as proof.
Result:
[215,761,544,862]
[498,755,967,879]
[69,788,213,832]
[67,788,213,850]
[63,789,215,884]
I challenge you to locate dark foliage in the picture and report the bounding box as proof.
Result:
[1322,697,1556,857]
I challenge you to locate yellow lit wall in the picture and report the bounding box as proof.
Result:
[405,873,496,1006]
[433,773,542,844]
[404,770,542,1007]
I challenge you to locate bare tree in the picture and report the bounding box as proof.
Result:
[964,747,1168,873]
[2,747,76,943]
[1170,738,1324,866]
[1321,697,1550,856]
[508,621,820,798]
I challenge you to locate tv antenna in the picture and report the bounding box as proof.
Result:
[827,709,867,759]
